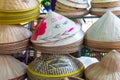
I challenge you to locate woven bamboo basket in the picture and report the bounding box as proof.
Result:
[27,54,84,80]
[85,50,120,80]
[32,40,83,54]
[0,55,27,80]
[91,1,120,8]
[0,0,38,11]
[0,7,40,24]
[90,10,120,16]
[55,10,89,18]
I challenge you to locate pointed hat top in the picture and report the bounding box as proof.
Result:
[0,55,27,80]
[86,11,120,42]
[31,11,81,43]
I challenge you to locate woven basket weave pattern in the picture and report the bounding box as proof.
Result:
[27,54,84,80]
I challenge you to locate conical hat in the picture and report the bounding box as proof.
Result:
[57,0,89,8]
[85,11,120,42]
[0,55,27,80]
[27,54,84,80]
[92,0,120,3]
[31,11,80,43]
[35,31,84,47]
[0,0,38,11]
[68,0,88,4]
[85,50,120,80]
[0,24,32,43]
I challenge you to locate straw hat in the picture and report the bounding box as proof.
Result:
[0,24,32,54]
[90,7,120,16]
[55,0,89,18]
[0,7,40,24]
[85,11,120,52]
[32,31,84,54]
[85,50,120,80]
[57,0,89,8]
[27,54,84,80]
[31,11,81,43]
[91,0,120,8]
[0,0,38,11]
[55,2,86,11]
[0,55,27,80]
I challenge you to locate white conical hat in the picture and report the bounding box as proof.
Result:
[0,55,27,80]
[31,11,81,43]
[68,0,88,3]
[0,0,38,11]
[0,24,32,43]
[85,50,120,80]
[35,31,84,47]
[92,0,120,3]
[85,11,120,42]
[57,0,89,8]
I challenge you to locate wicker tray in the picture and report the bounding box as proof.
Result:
[32,40,83,54]
[91,1,120,8]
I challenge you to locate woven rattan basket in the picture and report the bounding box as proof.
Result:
[32,40,83,54]
[27,54,84,80]
[91,1,120,8]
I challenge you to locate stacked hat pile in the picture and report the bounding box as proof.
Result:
[0,0,40,24]
[85,11,120,53]
[90,0,120,16]
[27,11,85,80]
[0,55,27,80]
[85,50,120,80]
[0,0,40,79]
[55,0,89,18]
